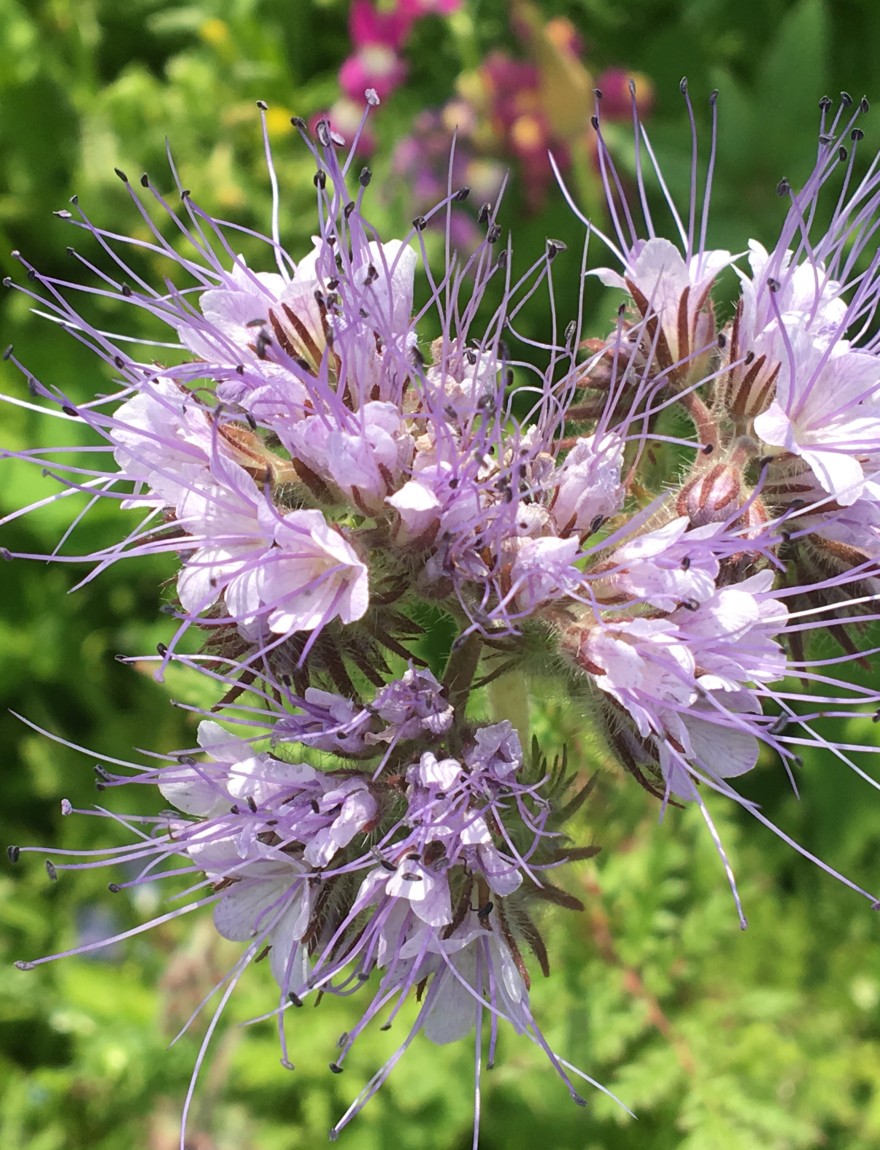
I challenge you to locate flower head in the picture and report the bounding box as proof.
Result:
[7,83,880,1148]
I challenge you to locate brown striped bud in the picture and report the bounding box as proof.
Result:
[677,463,742,527]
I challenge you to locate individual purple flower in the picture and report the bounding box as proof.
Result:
[752,334,880,504]
[591,237,735,373]
[549,431,625,535]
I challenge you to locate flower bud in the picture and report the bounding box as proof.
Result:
[677,463,742,527]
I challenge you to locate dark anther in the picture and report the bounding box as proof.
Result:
[288,992,304,1007]
[291,116,307,130]
[590,114,599,130]
[344,201,356,219]
[140,173,150,188]
[364,264,378,285]
[66,246,76,257]
[2,345,12,360]
[838,146,848,163]
[593,87,603,99]
[7,845,20,863]
[873,710,880,723]
[769,715,790,736]
[329,1062,344,1075]
[122,284,132,296]
[709,89,719,107]
[45,860,58,881]
[359,166,372,186]
[180,189,191,199]
[546,238,566,259]
[412,215,428,231]
[157,642,168,657]
[860,96,870,113]
[818,133,835,145]
[841,91,853,107]
[776,178,790,196]
[496,249,509,269]
[114,355,126,369]
[401,871,423,881]
[453,186,470,202]
[701,443,714,455]
[70,194,79,204]
[114,167,129,183]
[326,277,339,291]
[61,404,78,417]
[256,99,269,110]
[716,332,726,349]
[108,882,122,893]
[246,412,257,431]
[27,268,37,281]
[680,598,700,611]
[679,77,689,94]
[2,277,12,288]
[767,277,780,292]
[589,514,606,535]
[477,202,492,224]
[316,120,332,147]
[486,223,502,243]
[314,170,327,189]
[477,901,494,921]
[246,795,258,814]
[819,95,832,111]
[852,128,865,142]
[744,350,755,365]
[681,556,691,570]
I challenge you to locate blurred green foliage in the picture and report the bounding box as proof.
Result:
[3,1,880,1148]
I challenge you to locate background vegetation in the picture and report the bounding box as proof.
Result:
[3,1,880,1148]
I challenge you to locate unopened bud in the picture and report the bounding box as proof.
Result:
[677,464,741,527]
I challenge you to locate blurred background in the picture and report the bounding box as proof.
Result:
[3,1,880,1147]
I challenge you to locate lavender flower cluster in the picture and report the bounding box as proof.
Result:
[5,84,880,1142]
